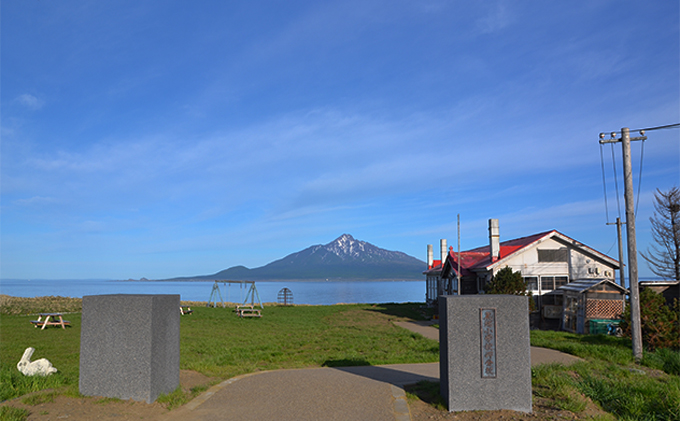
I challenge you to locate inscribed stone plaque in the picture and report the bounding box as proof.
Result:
[480,308,497,378]
[439,295,532,413]
[79,294,180,403]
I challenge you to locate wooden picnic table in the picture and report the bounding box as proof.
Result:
[235,305,261,318]
[30,313,70,330]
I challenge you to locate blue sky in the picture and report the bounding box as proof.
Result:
[2,1,678,280]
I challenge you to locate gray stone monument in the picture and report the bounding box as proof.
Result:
[439,295,532,413]
[79,294,180,403]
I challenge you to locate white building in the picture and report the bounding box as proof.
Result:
[424,219,621,313]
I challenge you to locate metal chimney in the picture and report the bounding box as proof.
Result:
[440,239,447,267]
[427,244,433,269]
[489,219,500,262]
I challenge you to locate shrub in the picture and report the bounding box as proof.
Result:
[486,266,536,311]
[620,289,679,351]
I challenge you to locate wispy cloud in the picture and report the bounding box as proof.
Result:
[1,0,677,279]
[7,101,609,221]
[16,94,45,110]
[13,196,57,206]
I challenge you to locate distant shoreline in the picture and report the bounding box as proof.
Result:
[2,277,665,283]
[121,278,422,283]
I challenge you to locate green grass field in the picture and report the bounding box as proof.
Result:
[530,330,680,420]
[0,302,438,403]
[179,304,439,378]
[1,299,679,420]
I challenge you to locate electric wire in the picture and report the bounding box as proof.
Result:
[598,122,676,224]
[605,240,616,255]
[635,123,680,132]
[611,143,622,220]
[635,139,645,216]
[600,143,610,224]
[601,123,679,138]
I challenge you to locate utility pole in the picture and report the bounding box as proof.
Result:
[606,217,626,288]
[599,127,646,361]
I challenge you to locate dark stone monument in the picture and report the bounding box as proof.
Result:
[439,295,532,413]
[79,294,180,403]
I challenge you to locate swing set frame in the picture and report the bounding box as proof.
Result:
[207,280,263,309]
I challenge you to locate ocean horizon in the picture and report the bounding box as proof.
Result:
[0,278,426,306]
[1,277,666,306]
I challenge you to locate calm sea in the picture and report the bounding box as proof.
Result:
[0,279,426,306]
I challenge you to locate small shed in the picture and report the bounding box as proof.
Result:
[559,279,627,334]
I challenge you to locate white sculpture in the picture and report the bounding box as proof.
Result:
[17,347,58,376]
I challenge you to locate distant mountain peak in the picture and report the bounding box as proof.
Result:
[335,233,355,242]
[326,234,372,259]
[168,234,425,281]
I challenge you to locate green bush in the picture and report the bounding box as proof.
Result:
[486,266,536,311]
[620,289,679,350]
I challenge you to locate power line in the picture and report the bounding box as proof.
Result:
[634,123,680,132]
[597,127,647,361]
[611,143,622,219]
[598,141,623,224]
[599,123,679,139]
[599,144,610,223]
[635,138,645,215]
[597,124,678,361]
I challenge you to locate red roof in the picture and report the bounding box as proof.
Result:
[428,260,442,270]
[442,251,488,277]
[429,229,619,277]
[465,231,553,255]
[423,260,443,275]
[442,231,556,277]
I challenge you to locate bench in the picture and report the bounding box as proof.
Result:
[180,306,193,315]
[30,313,71,329]
[30,320,72,327]
[234,305,252,314]
[235,306,261,318]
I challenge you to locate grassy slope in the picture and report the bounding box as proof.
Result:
[530,330,680,420]
[0,303,438,402]
[2,301,678,420]
[179,304,439,378]
[0,312,82,400]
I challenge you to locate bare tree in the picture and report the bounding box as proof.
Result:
[641,187,680,280]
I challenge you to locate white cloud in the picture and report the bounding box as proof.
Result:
[16,94,45,110]
[13,196,57,206]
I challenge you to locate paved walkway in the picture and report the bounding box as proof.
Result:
[168,321,580,421]
[394,320,583,366]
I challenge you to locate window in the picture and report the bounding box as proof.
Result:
[566,296,578,312]
[554,276,568,288]
[541,276,554,291]
[538,248,568,262]
[524,277,538,291]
